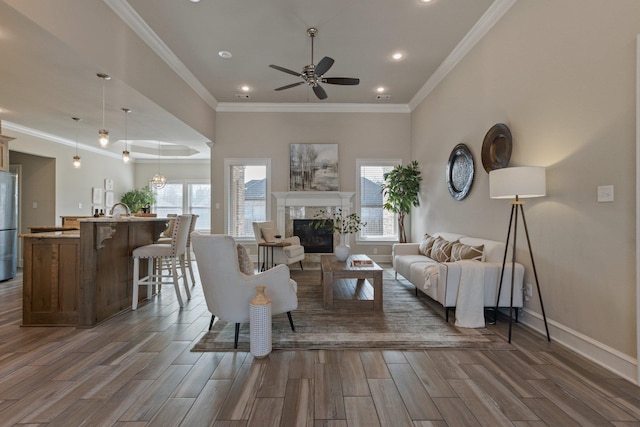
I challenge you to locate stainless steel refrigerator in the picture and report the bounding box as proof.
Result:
[0,171,17,281]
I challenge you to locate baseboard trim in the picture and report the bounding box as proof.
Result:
[520,307,637,384]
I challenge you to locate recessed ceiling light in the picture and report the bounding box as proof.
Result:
[391,52,404,61]
[218,51,232,59]
[189,0,201,3]
[240,85,251,92]
[418,0,433,3]
[376,87,386,93]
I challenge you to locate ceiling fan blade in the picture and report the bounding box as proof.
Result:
[313,84,328,100]
[314,56,334,76]
[269,64,302,77]
[274,81,305,91]
[322,77,360,85]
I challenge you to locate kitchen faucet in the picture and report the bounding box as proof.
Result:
[109,202,131,217]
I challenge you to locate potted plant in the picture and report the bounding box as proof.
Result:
[313,208,366,261]
[120,186,156,214]
[381,160,422,243]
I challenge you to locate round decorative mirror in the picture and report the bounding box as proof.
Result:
[446,143,475,200]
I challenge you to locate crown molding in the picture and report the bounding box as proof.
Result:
[3,121,123,160]
[216,102,410,114]
[409,0,518,111]
[104,0,218,110]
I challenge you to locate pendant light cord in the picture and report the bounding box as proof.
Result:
[102,82,106,129]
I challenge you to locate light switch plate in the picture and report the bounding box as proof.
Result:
[597,185,614,202]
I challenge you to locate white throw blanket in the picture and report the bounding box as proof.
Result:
[422,264,439,290]
[454,260,486,328]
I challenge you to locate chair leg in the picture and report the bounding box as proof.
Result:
[209,314,216,330]
[234,323,240,349]
[287,311,295,331]
[132,256,140,310]
[171,257,184,308]
[180,254,191,300]
[299,261,304,270]
[187,250,196,286]
[146,258,153,300]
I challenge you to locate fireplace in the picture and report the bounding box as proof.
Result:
[271,191,355,260]
[293,219,333,253]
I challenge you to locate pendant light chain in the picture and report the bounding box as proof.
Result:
[97,73,111,147]
[151,145,166,189]
[72,117,81,168]
[122,108,130,163]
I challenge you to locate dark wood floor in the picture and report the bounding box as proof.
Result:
[0,267,639,426]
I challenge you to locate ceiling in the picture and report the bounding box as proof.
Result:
[0,0,501,161]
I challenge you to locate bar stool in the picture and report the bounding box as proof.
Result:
[132,214,193,310]
[157,214,198,287]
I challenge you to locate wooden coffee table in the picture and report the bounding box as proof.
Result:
[320,254,384,310]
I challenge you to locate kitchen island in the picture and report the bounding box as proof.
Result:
[21,216,168,327]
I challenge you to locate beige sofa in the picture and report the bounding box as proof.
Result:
[393,232,524,322]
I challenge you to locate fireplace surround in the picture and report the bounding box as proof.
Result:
[272,192,355,251]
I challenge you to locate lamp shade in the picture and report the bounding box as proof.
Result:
[489,166,546,199]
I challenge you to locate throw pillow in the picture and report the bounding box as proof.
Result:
[261,227,276,243]
[431,237,455,262]
[236,243,254,275]
[418,234,437,257]
[450,242,484,261]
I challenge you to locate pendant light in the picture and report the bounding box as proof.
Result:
[121,108,131,163]
[150,145,166,189]
[97,73,111,147]
[72,117,81,168]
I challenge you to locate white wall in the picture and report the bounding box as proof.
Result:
[8,129,135,223]
[212,111,411,257]
[411,0,640,378]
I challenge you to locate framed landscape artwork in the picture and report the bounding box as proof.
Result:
[290,143,339,191]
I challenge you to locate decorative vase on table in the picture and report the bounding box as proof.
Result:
[250,285,272,358]
[334,233,351,261]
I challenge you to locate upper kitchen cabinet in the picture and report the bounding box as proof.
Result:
[0,122,15,171]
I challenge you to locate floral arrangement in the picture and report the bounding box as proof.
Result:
[312,208,366,234]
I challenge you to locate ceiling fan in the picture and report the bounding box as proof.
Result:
[269,27,360,100]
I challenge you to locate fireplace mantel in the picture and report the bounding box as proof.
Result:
[272,191,355,236]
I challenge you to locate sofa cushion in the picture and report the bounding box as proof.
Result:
[395,254,433,280]
[418,234,437,257]
[431,237,455,262]
[450,242,484,261]
[283,244,304,258]
[433,232,466,243]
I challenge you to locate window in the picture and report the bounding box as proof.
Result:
[356,159,401,242]
[153,180,210,230]
[224,158,271,239]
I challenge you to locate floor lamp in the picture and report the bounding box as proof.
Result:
[489,166,550,343]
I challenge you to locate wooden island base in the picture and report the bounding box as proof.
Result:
[21,217,168,327]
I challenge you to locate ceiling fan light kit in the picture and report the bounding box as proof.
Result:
[269,27,359,100]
